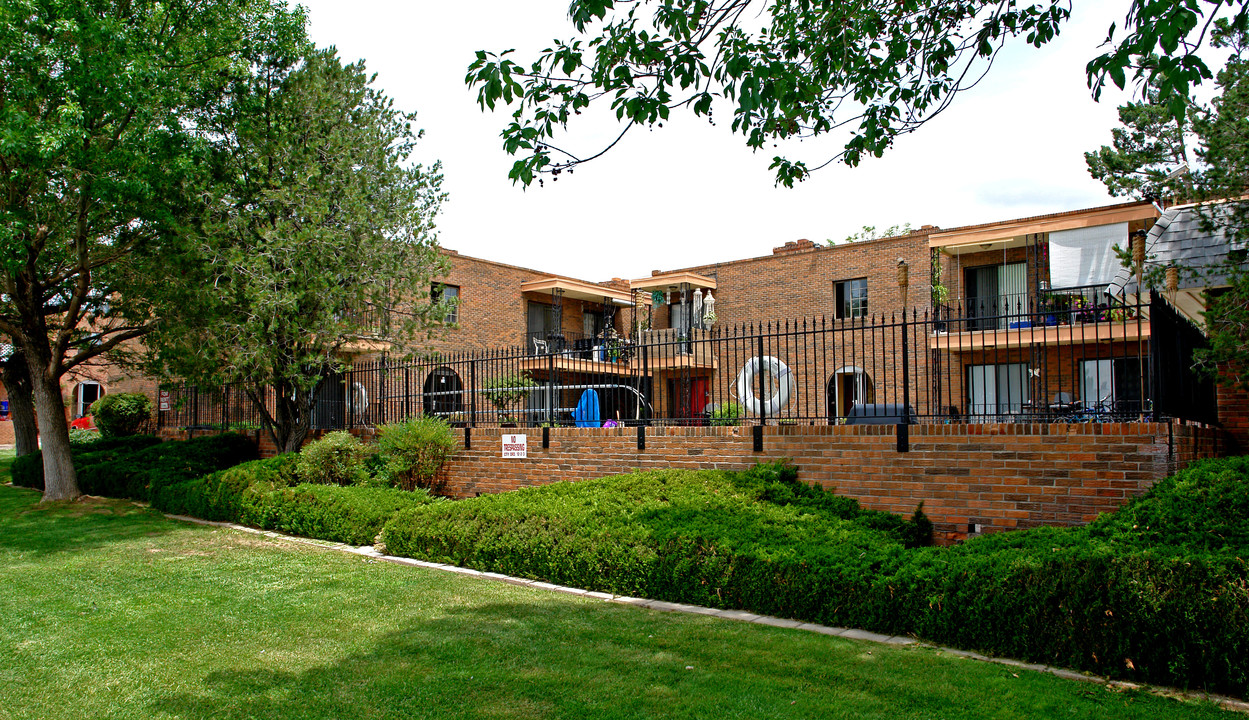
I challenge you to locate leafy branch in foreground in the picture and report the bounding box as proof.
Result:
[468,0,1246,187]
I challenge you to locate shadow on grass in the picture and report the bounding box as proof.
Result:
[0,485,175,557]
[149,601,845,720]
[149,600,1213,720]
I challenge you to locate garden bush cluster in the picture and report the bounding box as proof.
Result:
[292,418,456,491]
[84,433,257,500]
[12,435,164,490]
[12,434,253,500]
[89,392,154,437]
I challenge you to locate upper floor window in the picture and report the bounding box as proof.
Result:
[834,278,868,319]
[432,283,460,324]
[76,381,103,418]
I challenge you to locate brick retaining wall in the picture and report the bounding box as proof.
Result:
[439,422,1220,541]
[167,421,1221,543]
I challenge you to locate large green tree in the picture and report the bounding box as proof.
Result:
[1191,29,1249,387]
[0,0,305,500]
[140,47,448,454]
[1084,74,1195,200]
[1087,22,1249,387]
[466,0,1247,187]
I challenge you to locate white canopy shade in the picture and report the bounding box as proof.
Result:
[1048,223,1128,289]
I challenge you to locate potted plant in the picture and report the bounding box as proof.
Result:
[709,401,742,426]
[1040,292,1072,325]
[482,374,538,426]
[930,281,950,331]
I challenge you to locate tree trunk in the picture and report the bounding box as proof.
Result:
[31,370,78,501]
[2,352,39,457]
[250,381,312,455]
[274,379,313,454]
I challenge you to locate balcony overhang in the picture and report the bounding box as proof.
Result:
[929,202,1159,253]
[520,277,635,306]
[630,271,717,291]
[929,321,1151,351]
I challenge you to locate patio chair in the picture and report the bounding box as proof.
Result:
[531,337,548,355]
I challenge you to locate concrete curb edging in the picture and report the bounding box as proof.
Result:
[163,513,1249,715]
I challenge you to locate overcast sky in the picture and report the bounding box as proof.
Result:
[297,0,1143,281]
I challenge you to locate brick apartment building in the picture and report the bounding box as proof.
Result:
[5,198,1244,448]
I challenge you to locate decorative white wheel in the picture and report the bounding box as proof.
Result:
[346,382,369,415]
[735,356,795,416]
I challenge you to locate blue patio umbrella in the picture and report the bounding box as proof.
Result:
[573,389,601,428]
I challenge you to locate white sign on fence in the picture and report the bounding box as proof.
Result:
[501,434,527,459]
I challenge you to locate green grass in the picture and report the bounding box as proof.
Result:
[0,484,1237,719]
[0,448,15,482]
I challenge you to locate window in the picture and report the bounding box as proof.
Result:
[76,381,104,418]
[422,367,463,418]
[834,278,868,319]
[431,283,460,323]
[966,363,1029,419]
[1080,357,1150,417]
[669,292,691,334]
[965,262,1026,330]
[582,310,604,339]
[527,302,558,354]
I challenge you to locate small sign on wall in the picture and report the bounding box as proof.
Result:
[501,434,527,459]
[158,390,171,412]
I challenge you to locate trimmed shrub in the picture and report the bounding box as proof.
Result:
[295,431,370,486]
[151,454,439,545]
[374,417,457,491]
[89,392,153,438]
[80,433,257,500]
[10,434,164,490]
[379,462,921,606]
[153,454,299,521]
[10,452,43,489]
[239,483,440,546]
[68,428,101,446]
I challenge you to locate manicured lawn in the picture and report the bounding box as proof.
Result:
[0,484,1236,719]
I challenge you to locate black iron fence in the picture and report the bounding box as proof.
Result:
[1150,292,1219,425]
[158,292,1217,432]
[951,283,1134,332]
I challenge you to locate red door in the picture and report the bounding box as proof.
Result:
[689,377,709,424]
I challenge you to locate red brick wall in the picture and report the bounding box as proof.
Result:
[160,418,1223,543]
[427,251,627,354]
[1217,382,1249,454]
[437,422,1219,541]
[674,231,934,327]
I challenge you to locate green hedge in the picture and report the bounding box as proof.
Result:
[153,454,439,546]
[239,484,440,546]
[152,454,299,521]
[379,457,1249,697]
[379,462,926,603]
[78,433,257,500]
[10,435,164,490]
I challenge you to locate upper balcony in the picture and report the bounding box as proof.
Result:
[931,284,1151,351]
